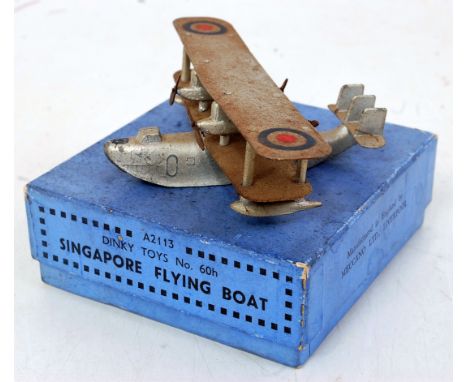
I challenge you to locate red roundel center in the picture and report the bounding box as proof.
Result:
[276,133,298,144]
[193,23,216,31]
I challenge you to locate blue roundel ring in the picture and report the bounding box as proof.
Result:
[258,128,316,151]
[182,21,227,35]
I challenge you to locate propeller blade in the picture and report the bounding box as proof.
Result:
[279,78,288,92]
[191,121,205,150]
[308,120,319,128]
[169,75,181,105]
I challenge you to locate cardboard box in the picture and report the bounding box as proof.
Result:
[25,101,436,366]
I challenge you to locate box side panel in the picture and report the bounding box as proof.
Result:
[303,137,437,362]
[39,263,303,367]
[25,186,305,366]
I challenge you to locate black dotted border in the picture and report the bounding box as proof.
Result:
[185,246,294,283]
[186,246,295,316]
[41,249,290,334]
[41,206,132,237]
[37,205,294,335]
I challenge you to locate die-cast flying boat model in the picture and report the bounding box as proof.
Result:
[104,17,387,217]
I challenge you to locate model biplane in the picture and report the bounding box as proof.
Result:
[104,17,387,217]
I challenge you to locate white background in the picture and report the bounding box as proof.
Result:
[15,1,452,381]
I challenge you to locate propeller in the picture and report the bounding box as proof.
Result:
[279,78,288,92]
[308,120,319,128]
[169,74,181,105]
[191,121,205,150]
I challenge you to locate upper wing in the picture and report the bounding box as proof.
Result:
[173,17,331,160]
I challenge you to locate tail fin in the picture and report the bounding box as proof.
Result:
[349,107,387,148]
[345,95,376,123]
[328,84,364,119]
[329,84,387,148]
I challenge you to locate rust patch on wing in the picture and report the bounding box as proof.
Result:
[173,17,331,161]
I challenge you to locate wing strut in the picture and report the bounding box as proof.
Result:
[242,142,255,187]
[297,160,308,183]
[181,49,191,82]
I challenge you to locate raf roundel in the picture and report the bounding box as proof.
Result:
[182,21,228,35]
[258,128,316,151]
